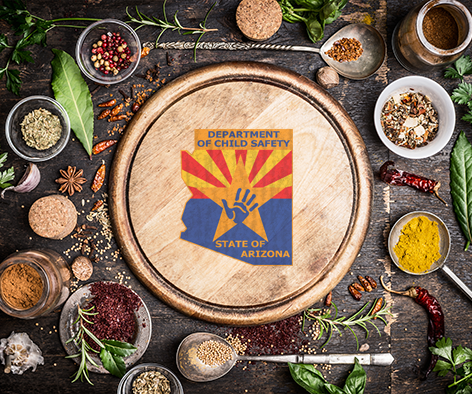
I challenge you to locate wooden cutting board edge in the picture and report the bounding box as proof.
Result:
[109,61,373,326]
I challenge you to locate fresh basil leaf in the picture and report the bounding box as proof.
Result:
[100,348,127,378]
[434,360,454,377]
[320,2,337,20]
[452,82,472,105]
[343,359,366,394]
[450,132,472,251]
[101,340,137,357]
[51,48,94,157]
[288,362,328,394]
[306,15,324,42]
[325,384,346,394]
[5,68,21,95]
[325,9,342,25]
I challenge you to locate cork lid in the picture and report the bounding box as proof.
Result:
[29,195,77,240]
[236,0,282,41]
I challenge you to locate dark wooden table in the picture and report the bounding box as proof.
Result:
[1,1,472,393]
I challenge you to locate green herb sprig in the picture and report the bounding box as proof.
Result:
[451,82,472,124]
[277,0,348,43]
[431,337,472,394]
[66,305,137,385]
[303,299,391,350]
[289,358,366,394]
[445,55,472,81]
[126,0,217,61]
[0,0,100,95]
[0,152,15,189]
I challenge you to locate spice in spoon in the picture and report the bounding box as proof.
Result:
[394,216,441,274]
[325,37,363,62]
[20,108,62,150]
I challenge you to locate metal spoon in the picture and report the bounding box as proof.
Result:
[388,211,472,302]
[143,24,386,80]
[176,332,394,382]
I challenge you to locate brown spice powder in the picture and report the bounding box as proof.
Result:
[0,264,43,310]
[423,7,459,50]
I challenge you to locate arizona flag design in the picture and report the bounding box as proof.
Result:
[180,129,292,265]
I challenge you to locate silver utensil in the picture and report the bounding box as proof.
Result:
[176,332,394,382]
[388,211,472,302]
[144,23,386,80]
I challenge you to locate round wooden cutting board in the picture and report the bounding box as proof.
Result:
[109,62,372,326]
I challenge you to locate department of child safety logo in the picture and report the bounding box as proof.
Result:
[180,129,292,265]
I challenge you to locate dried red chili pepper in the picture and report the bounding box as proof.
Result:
[98,109,111,120]
[381,276,444,379]
[358,275,373,292]
[366,276,377,289]
[108,114,127,122]
[91,200,104,211]
[370,298,383,319]
[98,98,116,107]
[92,139,117,155]
[111,103,123,116]
[348,285,362,301]
[91,163,105,193]
[324,291,332,307]
[380,161,447,205]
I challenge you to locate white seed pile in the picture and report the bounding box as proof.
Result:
[196,340,233,367]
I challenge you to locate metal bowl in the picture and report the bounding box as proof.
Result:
[59,281,152,374]
[388,211,450,275]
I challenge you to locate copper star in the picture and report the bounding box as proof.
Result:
[55,166,87,196]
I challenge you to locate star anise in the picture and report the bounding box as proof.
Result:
[55,166,87,196]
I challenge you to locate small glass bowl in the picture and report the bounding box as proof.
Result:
[5,96,70,162]
[76,19,141,84]
[117,363,184,394]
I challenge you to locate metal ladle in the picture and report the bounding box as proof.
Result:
[388,211,472,302]
[143,23,386,80]
[176,332,394,382]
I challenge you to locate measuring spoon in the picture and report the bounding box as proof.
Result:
[176,332,394,382]
[388,211,472,302]
[144,23,386,80]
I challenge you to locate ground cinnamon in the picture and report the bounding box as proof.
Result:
[0,264,43,310]
[423,7,459,50]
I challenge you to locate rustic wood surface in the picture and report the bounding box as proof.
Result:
[110,61,372,325]
[0,0,471,393]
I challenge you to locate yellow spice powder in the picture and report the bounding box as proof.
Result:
[393,216,441,273]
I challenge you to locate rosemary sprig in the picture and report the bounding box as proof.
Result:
[65,305,103,385]
[303,299,392,350]
[65,305,137,385]
[126,0,217,61]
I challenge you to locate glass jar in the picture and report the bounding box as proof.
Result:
[0,249,71,319]
[392,0,472,73]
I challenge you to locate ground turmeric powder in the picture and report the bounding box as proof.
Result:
[394,216,441,273]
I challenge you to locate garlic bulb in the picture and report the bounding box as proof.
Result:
[0,332,44,374]
[1,163,41,198]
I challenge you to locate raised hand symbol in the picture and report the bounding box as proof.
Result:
[222,188,259,224]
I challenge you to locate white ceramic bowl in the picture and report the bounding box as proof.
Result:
[374,76,455,159]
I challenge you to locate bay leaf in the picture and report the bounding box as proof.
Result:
[51,48,94,157]
[450,131,472,251]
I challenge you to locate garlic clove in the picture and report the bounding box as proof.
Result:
[1,163,40,198]
[316,66,340,89]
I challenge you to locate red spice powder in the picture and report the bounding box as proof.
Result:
[225,315,305,355]
[84,282,141,350]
